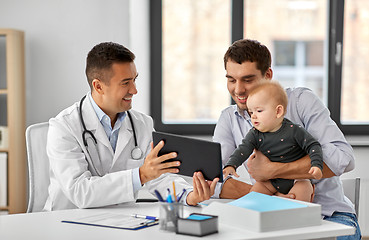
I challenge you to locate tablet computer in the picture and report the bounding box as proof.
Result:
[152,131,223,182]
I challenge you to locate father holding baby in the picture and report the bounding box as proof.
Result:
[216,39,361,239]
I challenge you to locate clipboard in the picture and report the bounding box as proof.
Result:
[62,212,158,230]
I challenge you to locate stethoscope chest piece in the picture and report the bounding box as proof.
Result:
[131,146,143,160]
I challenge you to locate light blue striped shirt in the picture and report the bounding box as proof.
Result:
[88,93,125,152]
[88,93,142,192]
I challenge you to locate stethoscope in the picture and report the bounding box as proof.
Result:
[79,95,143,162]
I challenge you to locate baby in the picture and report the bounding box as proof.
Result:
[223,81,323,201]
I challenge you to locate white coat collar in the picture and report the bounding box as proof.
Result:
[81,95,113,154]
[81,94,134,167]
[83,94,133,132]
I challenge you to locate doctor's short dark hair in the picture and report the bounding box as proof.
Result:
[224,39,271,76]
[85,42,135,89]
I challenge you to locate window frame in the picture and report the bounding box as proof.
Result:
[150,0,367,135]
[328,0,369,135]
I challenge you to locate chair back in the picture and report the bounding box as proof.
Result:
[26,122,50,213]
[342,177,360,217]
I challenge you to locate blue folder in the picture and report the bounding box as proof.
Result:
[228,192,307,212]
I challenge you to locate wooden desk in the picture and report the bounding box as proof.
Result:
[0,201,354,240]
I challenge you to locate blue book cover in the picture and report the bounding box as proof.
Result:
[228,192,308,212]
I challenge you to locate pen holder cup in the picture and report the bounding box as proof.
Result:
[159,202,183,232]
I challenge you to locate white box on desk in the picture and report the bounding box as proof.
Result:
[202,192,321,232]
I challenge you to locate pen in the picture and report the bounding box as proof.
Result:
[177,188,186,202]
[154,189,165,202]
[166,188,173,203]
[166,194,173,203]
[131,214,158,221]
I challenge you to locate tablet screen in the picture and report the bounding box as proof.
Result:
[153,131,223,182]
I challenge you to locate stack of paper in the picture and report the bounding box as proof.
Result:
[0,152,7,207]
[203,192,321,232]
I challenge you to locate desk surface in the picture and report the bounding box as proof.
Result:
[0,201,354,240]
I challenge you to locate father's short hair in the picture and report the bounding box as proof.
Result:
[224,39,271,75]
[86,42,135,89]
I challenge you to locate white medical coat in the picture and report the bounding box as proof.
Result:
[44,96,192,211]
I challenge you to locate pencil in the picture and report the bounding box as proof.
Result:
[172,181,177,202]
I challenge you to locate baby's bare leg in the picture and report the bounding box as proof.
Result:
[288,179,314,202]
[250,180,278,196]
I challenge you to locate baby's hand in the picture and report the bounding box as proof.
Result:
[309,166,323,180]
[223,166,239,178]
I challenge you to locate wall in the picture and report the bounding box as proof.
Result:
[0,0,150,127]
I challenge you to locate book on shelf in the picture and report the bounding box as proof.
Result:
[0,126,9,149]
[0,152,7,207]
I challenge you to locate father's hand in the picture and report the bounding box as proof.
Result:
[274,192,296,200]
[247,150,277,182]
[186,172,219,206]
[139,141,180,184]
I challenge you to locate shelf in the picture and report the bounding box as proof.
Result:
[0,28,26,214]
[0,206,9,211]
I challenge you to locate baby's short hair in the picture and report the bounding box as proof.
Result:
[248,81,288,114]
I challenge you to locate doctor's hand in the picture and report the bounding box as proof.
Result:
[186,172,219,206]
[247,150,277,182]
[139,141,180,185]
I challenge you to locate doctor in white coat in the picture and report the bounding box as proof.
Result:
[44,42,218,211]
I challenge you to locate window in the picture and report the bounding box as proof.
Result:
[273,40,325,100]
[328,0,369,134]
[274,41,296,67]
[243,0,328,104]
[151,0,369,135]
[150,0,231,134]
[341,0,369,125]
